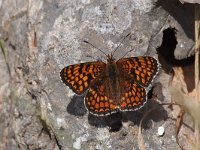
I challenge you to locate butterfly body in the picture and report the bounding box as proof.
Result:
[105,59,121,103]
[60,55,159,116]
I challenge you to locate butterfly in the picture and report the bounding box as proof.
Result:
[60,51,159,116]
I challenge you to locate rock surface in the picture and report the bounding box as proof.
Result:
[0,0,195,149]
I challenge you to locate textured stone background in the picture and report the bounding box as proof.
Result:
[0,0,195,149]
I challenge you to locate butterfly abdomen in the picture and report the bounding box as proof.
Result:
[106,63,121,104]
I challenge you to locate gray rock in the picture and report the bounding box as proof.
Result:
[0,0,195,149]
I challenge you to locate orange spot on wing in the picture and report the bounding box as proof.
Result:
[121,101,126,107]
[73,70,79,74]
[135,96,139,101]
[141,79,145,84]
[135,70,139,75]
[143,69,147,74]
[92,100,95,105]
[141,73,145,78]
[67,69,71,73]
[78,80,82,85]
[95,103,99,109]
[99,108,104,112]
[84,82,88,87]
[79,86,83,92]
[138,67,142,72]
[131,97,134,102]
[136,75,140,81]
[83,76,88,81]
[110,104,116,109]
[97,96,100,102]
[105,108,109,111]
[127,98,130,104]
[147,72,151,76]
[75,77,79,82]
[137,92,141,97]
[147,60,152,65]
[105,102,109,107]
[125,93,128,97]
[79,74,83,78]
[100,102,104,107]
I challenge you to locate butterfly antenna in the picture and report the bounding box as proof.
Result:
[83,40,107,57]
[121,48,136,58]
[112,32,132,56]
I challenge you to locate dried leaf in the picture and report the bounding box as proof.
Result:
[170,85,200,128]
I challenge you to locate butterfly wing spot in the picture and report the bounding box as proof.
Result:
[138,67,142,72]
[79,74,83,78]
[78,80,82,85]
[106,102,110,107]
[141,79,145,84]
[137,92,141,97]
[84,82,88,88]
[135,70,139,75]
[92,99,96,105]
[96,96,100,102]
[147,60,152,65]
[67,69,71,74]
[127,98,130,104]
[140,73,145,78]
[136,75,140,81]
[74,77,78,82]
[95,103,99,109]
[135,96,139,101]
[94,93,97,99]
[125,92,128,97]
[121,101,127,108]
[100,102,104,107]
[83,76,88,81]
[79,86,83,92]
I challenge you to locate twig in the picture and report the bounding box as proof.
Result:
[0,39,11,78]
[138,107,156,150]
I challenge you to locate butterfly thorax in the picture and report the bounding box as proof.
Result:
[107,54,115,63]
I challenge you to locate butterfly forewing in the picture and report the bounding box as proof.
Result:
[117,56,159,87]
[60,61,106,95]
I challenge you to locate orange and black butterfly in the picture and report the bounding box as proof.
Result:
[60,39,159,116]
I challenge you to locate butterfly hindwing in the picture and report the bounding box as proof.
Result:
[117,56,159,87]
[119,77,147,111]
[84,78,118,116]
[60,61,106,95]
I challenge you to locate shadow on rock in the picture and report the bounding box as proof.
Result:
[87,83,166,132]
[66,82,166,132]
[66,94,87,116]
[87,99,167,132]
[156,0,194,40]
[157,27,199,93]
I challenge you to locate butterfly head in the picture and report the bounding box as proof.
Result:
[107,54,115,63]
